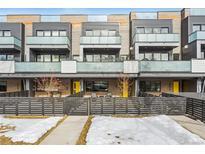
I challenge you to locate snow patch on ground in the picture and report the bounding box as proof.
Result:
[0,116,62,143]
[86,115,205,145]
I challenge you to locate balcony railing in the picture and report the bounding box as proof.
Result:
[2,60,194,74]
[133,33,180,43]
[140,61,191,72]
[189,31,205,43]
[15,62,61,73]
[80,36,121,45]
[77,62,123,73]
[26,36,70,46]
[0,36,21,48]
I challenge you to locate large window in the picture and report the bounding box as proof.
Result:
[36,30,67,37]
[136,27,145,34]
[0,81,7,92]
[161,27,169,34]
[84,54,117,62]
[0,30,11,37]
[85,30,117,37]
[140,81,161,92]
[36,54,67,62]
[139,52,169,60]
[0,54,15,61]
[86,81,108,92]
[136,27,169,34]
[139,52,169,61]
[193,24,202,32]
[145,28,152,34]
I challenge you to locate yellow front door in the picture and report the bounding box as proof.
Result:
[173,81,179,93]
[122,80,128,98]
[73,81,80,94]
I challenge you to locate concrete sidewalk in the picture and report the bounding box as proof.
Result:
[40,116,88,145]
[170,115,205,139]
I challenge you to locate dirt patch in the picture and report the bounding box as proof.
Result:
[76,116,93,145]
[4,115,49,119]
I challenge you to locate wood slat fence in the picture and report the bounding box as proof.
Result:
[162,92,205,122]
[0,96,186,116]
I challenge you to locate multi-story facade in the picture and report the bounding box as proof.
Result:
[1,9,205,97]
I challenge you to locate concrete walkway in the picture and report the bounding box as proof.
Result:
[40,116,88,145]
[170,115,205,140]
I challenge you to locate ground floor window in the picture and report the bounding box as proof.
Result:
[86,81,109,92]
[0,81,7,92]
[139,81,161,92]
[36,54,67,62]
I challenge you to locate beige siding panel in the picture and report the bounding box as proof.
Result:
[107,15,129,56]
[158,12,181,56]
[61,15,88,56]
[7,15,40,36]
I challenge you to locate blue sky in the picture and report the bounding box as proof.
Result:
[0,8,182,15]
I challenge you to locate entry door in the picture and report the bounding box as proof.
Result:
[173,81,179,93]
[73,81,80,94]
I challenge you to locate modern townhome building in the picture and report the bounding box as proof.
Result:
[1,8,205,97]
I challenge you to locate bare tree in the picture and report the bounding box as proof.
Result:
[117,73,134,97]
[34,75,66,97]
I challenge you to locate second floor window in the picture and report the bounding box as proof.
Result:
[0,54,15,61]
[0,30,11,37]
[36,54,67,62]
[139,52,169,61]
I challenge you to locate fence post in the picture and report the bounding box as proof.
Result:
[113,98,116,114]
[29,98,31,115]
[42,98,45,116]
[87,98,90,116]
[138,98,141,115]
[3,103,5,114]
[126,99,128,114]
[16,101,19,116]
[52,98,55,115]
[191,98,194,117]
[101,98,103,114]
[202,101,205,122]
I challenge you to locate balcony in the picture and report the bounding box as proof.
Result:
[77,62,123,73]
[189,31,205,43]
[0,36,21,49]
[3,60,194,75]
[26,36,70,47]
[15,62,61,73]
[140,61,191,72]
[80,36,121,45]
[133,33,180,45]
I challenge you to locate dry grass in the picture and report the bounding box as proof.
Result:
[0,125,15,133]
[0,115,67,145]
[4,115,49,119]
[76,116,94,145]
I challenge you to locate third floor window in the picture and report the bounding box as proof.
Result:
[85,30,116,37]
[136,27,169,34]
[36,30,67,37]
[192,24,205,32]
[0,30,11,37]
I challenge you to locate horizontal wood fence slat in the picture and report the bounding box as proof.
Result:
[0,96,186,116]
